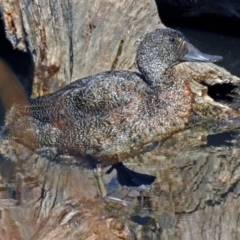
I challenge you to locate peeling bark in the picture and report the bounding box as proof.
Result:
[0,0,240,239]
[0,0,161,96]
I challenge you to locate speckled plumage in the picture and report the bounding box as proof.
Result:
[3,29,201,167]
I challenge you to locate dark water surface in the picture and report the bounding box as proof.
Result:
[162,16,240,77]
[172,26,240,77]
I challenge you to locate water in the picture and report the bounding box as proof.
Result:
[172,26,240,77]
[160,14,240,77]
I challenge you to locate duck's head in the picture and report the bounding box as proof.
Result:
[137,28,222,85]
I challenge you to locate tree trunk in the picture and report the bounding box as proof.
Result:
[1,0,240,240]
[0,0,160,239]
[0,0,161,96]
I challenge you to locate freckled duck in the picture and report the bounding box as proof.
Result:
[1,28,222,195]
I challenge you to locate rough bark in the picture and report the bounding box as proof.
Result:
[0,0,161,96]
[1,63,240,240]
[1,0,240,240]
[0,0,160,239]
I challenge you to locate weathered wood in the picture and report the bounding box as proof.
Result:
[127,63,240,239]
[1,63,240,240]
[0,0,161,96]
[0,0,160,239]
[1,0,240,239]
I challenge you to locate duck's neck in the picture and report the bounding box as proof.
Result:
[137,57,177,87]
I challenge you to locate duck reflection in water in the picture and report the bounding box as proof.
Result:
[1,28,222,197]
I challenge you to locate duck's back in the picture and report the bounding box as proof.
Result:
[27,71,147,119]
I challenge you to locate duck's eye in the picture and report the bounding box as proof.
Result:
[169,38,175,42]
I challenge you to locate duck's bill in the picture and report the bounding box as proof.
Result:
[182,43,223,63]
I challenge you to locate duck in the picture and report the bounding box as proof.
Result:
[1,28,222,196]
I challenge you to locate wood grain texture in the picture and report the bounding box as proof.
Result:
[1,0,161,96]
[1,0,240,239]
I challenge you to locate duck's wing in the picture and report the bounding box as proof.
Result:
[65,71,146,114]
[25,71,146,123]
